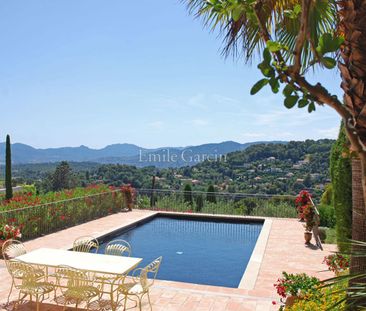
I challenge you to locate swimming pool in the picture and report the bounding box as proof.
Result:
[98,215,263,287]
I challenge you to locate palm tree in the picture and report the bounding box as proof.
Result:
[184,0,366,288]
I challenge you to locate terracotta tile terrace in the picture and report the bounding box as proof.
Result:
[0,210,336,311]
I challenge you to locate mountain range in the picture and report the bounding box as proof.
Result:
[0,141,285,168]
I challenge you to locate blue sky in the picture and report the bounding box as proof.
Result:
[1,0,342,149]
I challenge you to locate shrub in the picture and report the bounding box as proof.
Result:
[183,184,193,205]
[318,204,336,228]
[320,184,333,205]
[0,184,126,240]
[330,123,352,252]
[288,280,347,310]
[206,185,217,203]
[295,190,312,220]
[274,272,320,299]
[318,227,327,243]
[0,224,22,240]
[323,254,350,274]
[195,194,204,212]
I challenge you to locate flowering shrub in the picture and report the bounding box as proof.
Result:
[302,204,317,232]
[323,254,350,274]
[0,184,135,240]
[0,224,22,240]
[274,272,320,300]
[295,190,318,231]
[287,281,347,310]
[295,190,312,220]
[0,184,112,212]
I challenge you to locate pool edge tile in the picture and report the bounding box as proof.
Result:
[238,218,272,290]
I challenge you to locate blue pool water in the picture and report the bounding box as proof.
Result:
[98,216,263,287]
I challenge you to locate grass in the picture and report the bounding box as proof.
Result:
[325,227,337,244]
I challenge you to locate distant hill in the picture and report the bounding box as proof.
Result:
[0,140,286,168]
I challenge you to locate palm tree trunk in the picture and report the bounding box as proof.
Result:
[338,2,366,306]
[350,159,366,273]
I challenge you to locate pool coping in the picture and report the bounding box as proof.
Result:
[94,210,268,290]
[238,218,272,290]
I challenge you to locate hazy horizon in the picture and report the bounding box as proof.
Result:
[0,138,334,151]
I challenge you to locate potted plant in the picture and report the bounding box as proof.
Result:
[0,224,22,258]
[295,190,312,222]
[121,184,136,211]
[274,272,320,307]
[302,203,318,244]
[323,253,350,276]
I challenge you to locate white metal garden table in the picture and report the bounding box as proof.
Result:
[16,248,142,310]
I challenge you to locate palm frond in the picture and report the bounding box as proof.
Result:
[182,0,338,67]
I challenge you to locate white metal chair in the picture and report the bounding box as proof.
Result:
[73,236,99,253]
[2,239,45,305]
[117,256,162,311]
[54,265,100,310]
[7,259,54,311]
[104,240,132,257]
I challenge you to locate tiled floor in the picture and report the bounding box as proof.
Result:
[0,210,336,310]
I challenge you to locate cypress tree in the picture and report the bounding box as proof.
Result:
[195,194,204,212]
[183,184,193,205]
[206,184,217,203]
[52,161,71,191]
[5,134,13,200]
[330,123,352,252]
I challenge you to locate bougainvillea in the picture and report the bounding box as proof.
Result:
[274,272,320,300]
[0,224,22,240]
[295,190,312,220]
[0,184,136,240]
[323,254,350,274]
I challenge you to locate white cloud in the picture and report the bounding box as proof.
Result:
[318,126,339,138]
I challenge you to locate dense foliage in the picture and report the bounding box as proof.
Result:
[330,124,352,252]
[136,192,297,218]
[8,140,334,199]
[274,272,320,299]
[0,184,113,212]
[287,281,347,311]
[0,184,127,240]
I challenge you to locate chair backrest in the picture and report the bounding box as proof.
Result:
[7,259,38,288]
[72,236,99,253]
[2,239,26,260]
[55,265,91,292]
[104,240,131,257]
[140,256,162,290]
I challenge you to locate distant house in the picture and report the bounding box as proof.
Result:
[254,176,262,181]
[266,156,276,161]
[270,167,282,173]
